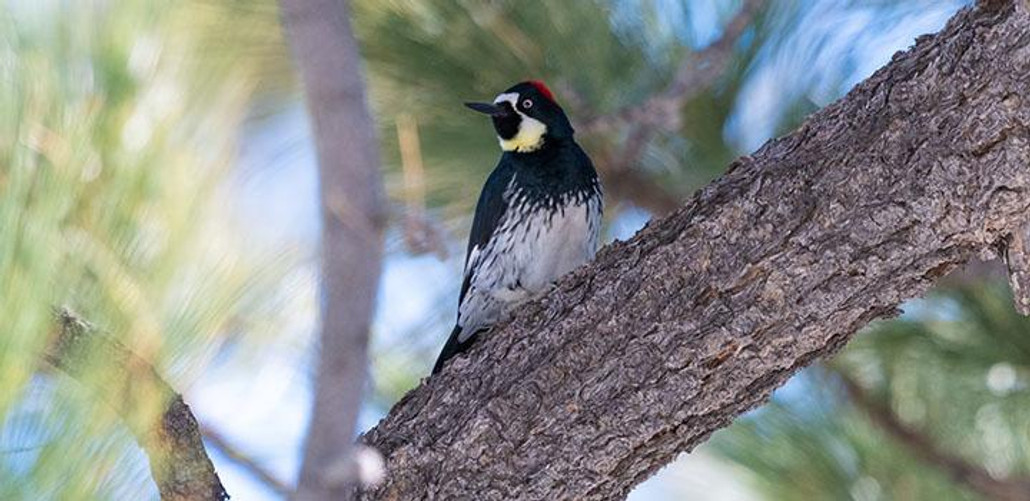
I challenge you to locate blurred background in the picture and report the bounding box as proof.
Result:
[5,0,1028,500]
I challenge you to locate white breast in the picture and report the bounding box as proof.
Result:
[457,189,601,340]
[516,200,599,291]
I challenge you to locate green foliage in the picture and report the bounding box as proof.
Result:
[350,0,754,215]
[713,379,979,501]
[0,1,290,498]
[713,281,1030,500]
[842,283,1030,477]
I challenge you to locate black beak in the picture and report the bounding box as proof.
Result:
[464,102,510,117]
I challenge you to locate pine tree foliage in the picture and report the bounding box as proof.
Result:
[0,1,291,498]
[713,280,1030,500]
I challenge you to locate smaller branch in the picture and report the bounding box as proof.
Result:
[579,0,764,135]
[593,147,680,215]
[281,0,386,498]
[1003,221,1030,315]
[839,372,1030,501]
[560,85,680,215]
[660,0,763,104]
[46,309,227,501]
[394,205,451,259]
[397,113,449,259]
[572,0,765,216]
[201,425,291,498]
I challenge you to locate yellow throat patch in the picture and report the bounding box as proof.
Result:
[499,115,547,153]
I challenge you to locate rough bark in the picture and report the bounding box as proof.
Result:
[280,0,387,498]
[361,2,1030,500]
[46,310,227,501]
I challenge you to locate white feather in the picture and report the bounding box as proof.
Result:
[458,184,601,341]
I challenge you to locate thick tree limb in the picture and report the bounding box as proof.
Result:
[362,2,1030,500]
[46,310,227,501]
[280,0,387,498]
[839,373,1030,501]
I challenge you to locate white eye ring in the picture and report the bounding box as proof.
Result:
[522,99,533,109]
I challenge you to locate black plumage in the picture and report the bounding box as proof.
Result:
[433,81,602,374]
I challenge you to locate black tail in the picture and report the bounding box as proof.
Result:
[432,325,476,374]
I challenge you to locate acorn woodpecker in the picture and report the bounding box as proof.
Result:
[432,80,603,374]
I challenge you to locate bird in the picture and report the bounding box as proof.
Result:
[432,80,602,374]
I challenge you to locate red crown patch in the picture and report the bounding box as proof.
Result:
[529,80,556,103]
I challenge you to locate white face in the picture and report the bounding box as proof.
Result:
[493,92,547,153]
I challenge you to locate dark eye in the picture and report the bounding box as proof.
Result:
[522,99,533,109]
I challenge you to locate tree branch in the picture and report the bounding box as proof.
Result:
[592,145,682,216]
[397,113,450,259]
[839,373,1030,501]
[578,0,765,216]
[279,0,387,498]
[361,2,1030,499]
[580,0,764,135]
[46,309,227,501]
[201,424,291,498]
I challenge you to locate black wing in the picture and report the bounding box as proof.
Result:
[457,162,514,306]
[433,325,475,374]
[435,163,512,375]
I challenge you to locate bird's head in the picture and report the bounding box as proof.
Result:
[465,80,573,153]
